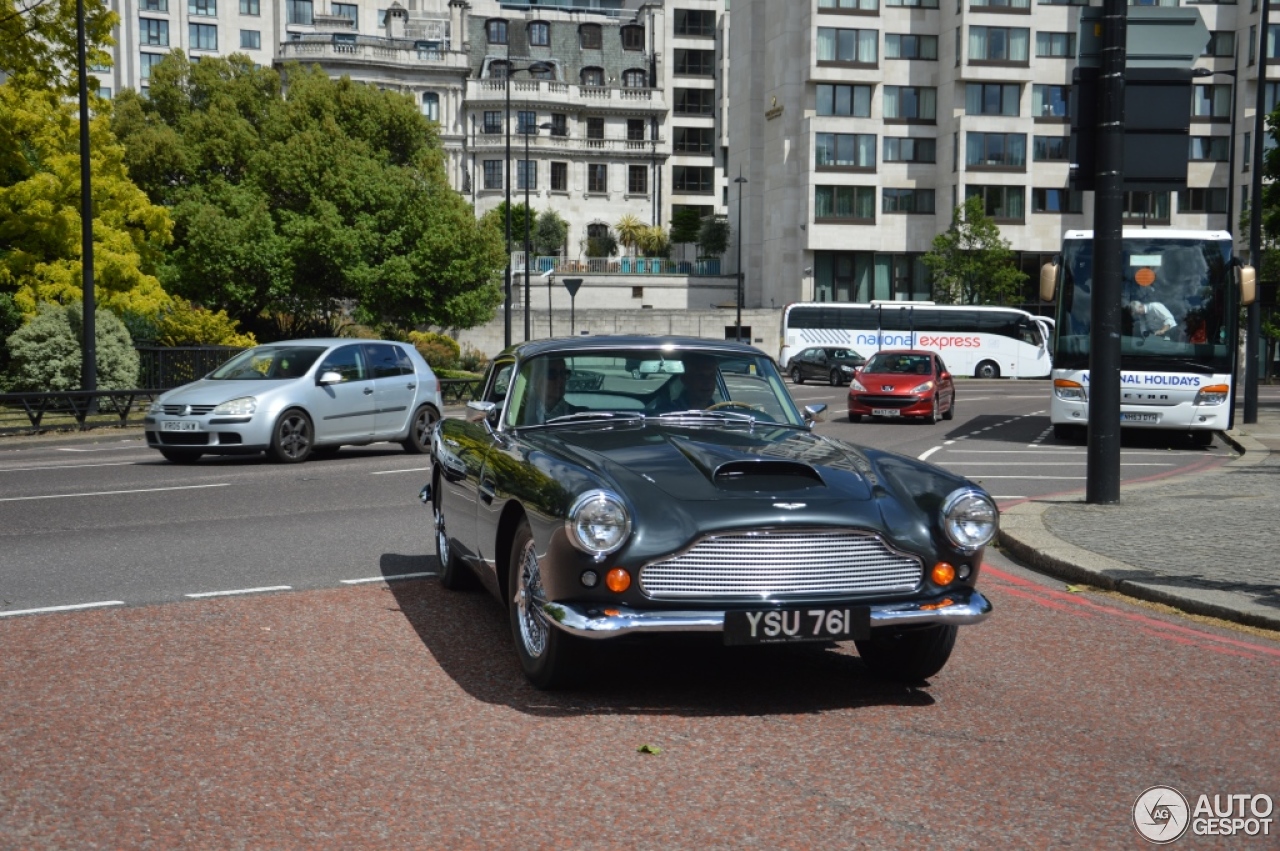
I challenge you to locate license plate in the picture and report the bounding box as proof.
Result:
[1120,412,1159,423]
[723,606,870,646]
[871,408,901,417]
[161,421,200,432]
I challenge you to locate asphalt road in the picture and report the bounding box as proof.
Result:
[2,382,1277,846]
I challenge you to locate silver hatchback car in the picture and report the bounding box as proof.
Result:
[145,339,443,464]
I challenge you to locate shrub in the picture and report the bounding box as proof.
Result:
[5,301,139,391]
[155,299,257,347]
[408,331,461,371]
[458,342,488,374]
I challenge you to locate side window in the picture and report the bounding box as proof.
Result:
[319,345,364,382]
[394,345,416,375]
[936,356,948,375]
[364,343,402,379]
[484,359,515,404]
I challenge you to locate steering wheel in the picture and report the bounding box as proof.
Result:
[706,400,764,413]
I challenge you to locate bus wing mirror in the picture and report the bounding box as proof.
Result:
[1039,262,1059,303]
[1239,265,1257,306]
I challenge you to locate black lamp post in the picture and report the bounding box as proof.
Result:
[522,120,554,341]
[503,61,540,349]
[76,0,96,397]
[733,166,748,342]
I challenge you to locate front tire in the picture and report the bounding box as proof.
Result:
[1053,423,1085,444]
[268,408,313,463]
[924,394,940,424]
[509,519,586,689]
[159,449,203,464]
[943,395,955,421]
[791,367,804,385]
[433,470,474,590]
[402,404,439,454]
[829,369,843,387]
[855,624,957,682]
[849,413,862,423]
[1192,430,1214,447]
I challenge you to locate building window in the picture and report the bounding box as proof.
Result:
[189,23,217,50]
[140,52,165,78]
[588,163,608,193]
[621,24,645,50]
[1032,84,1069,118]
[240,29,260,49]
[815,186,877,221]
[675,49,715,76]
[1189,136,1228,161]
[1179,188,1228,213]
[1038,0,1088,5]
[581,67,605,87]
[1268,24,1280,60]
[816,132,876,168]
[622,69,647,88]
[518,160,536,191]
[813,252,931,302]
[966,83,1020,116]
[817,83,874,117]
[422,92,439,122]
[483,160,502,190]
[885,0,938,6]
[967,132,1026,167]
[483,111,502,134]
[140,18,168,46]
[674,88,715,115]
[673,166,714,193]
[626,119,646,142]
[882,188,936,213]
[883,137,936,163]
[551,162,567,192]
[1122,191,1170,221]
[674,9,715,37]
[1036,32,1075,57]
[189,0,215,13]
[285,0,309,24]
[886,34,938,60]
[580,24,602,50]
[143,0,168,10]
[487,19,507,44]
[1204,31,1234,57]
[965,185,1025,220]
[586,117,604,140]
[1033,136,1069,161]
[884,86,937,122]
[528,21,549,46]
[820,0,880,7]
[1031,188,1083,213]
[674,127,714,153]
[968,27,1030,63]
[1193,84,1232,119]
[550,114,568,137]
[817,28,879,64]
[629,165,648,194]
[517,110,537,135]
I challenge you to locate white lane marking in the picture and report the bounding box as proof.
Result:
[370,467,432,475]
[0,483,229,502]
[943,461,1176,467]
[185,586,292,599]
[966,475,1087,479]
[919,446,942,461]
[341,571,437,584]
[56,445,147,452]
[0,461,141,472]
[0,600,125,618]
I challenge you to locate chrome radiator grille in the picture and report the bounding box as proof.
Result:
[161,404,216,416]
[639,530,923,600]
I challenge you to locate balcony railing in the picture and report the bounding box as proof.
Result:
[522,257,722,276]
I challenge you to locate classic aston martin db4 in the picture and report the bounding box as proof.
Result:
[420,336,996,689]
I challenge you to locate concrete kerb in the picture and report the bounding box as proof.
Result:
[995,429,1280,632]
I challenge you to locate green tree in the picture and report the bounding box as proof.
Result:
[5,301,138,391]
[533,209,569,258]
[113,55,505,335]
[0,0,116,93]
[697,215,730,259]
[922,196,1027,305]
[614,213,645,257]
[0,83,173,320]
[669,208,702,247]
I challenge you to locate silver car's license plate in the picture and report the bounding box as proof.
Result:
[871,408,901,417]
[723,607,870,646]
[161,421,200,432]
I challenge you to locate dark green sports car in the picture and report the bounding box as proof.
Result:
[421,336,996,689]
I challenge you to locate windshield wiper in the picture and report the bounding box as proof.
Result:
[654,409,757,423]
[517,411,648,430]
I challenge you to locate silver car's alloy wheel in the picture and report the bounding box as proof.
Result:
[271,410,313,462]
[515,536,548,659]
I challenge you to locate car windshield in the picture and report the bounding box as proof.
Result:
[863,353,931,375]
[503,349,805,427]
[208,346,326,380]
[831,349,861,361]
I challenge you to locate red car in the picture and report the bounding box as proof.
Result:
[847,350,956,424]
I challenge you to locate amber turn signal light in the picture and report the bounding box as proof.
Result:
[931,562,956,586]
[605,568,631,593]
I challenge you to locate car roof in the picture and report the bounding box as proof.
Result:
[250,338,409,347]
[498,335,768,359]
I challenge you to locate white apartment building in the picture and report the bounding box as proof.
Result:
[729,0,1273,312]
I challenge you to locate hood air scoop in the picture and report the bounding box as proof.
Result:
[712,460,825,492]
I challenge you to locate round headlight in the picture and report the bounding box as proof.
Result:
[566,490,632,556]
[212,396,257,416]
[941,489,998,552]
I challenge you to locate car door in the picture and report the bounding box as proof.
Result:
[934,355,955,410]
[311,344,377,442]
[365,342,417,437]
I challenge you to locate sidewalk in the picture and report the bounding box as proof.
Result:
[998,405,1280,632]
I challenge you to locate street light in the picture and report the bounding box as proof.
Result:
[502,61,541,349]
[733,166,748,342]
[522,120,554,341]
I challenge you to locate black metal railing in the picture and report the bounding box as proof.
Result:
[136,345,244,389]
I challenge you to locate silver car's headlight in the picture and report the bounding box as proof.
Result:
[566,490,631,556]
[212,396,257,416]
[148,399,165,414]
[941,489,998,552]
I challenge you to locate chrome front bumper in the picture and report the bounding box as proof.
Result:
[541,588,993,640]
